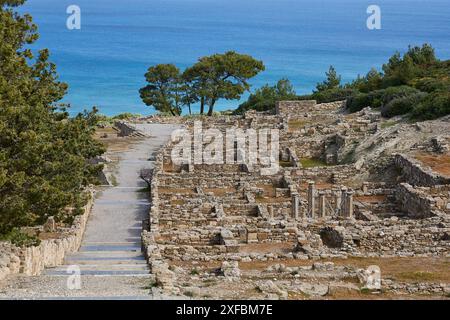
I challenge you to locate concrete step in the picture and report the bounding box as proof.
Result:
[45,269,151,276]
[49,264,150,272]
[65,253,146,263]
[82,241,142,246]
[79,244,142,252]
[68,250,143,256]
[63,258,148,265]
[93,199,149,205]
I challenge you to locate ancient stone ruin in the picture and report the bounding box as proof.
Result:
[141,100,449,299]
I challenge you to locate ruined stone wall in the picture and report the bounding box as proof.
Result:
[395,153,450,187]
[395,183,450,218]
[275,100,345,117]
[275,100,317,115]
[307,216,449,258]
[114,121,148,137]
[0,191,94,281]
[291,164,358,185]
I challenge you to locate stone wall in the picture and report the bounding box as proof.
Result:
[395,183,450,218]
[395,183,435,218]
[115,121,148,137]
[394,153,450,187]
[275,100,317,115]
[0,191,93,281]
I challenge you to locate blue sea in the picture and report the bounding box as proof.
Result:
[20,0,450,116]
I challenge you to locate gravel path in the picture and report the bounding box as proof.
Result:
[0,124,178,300]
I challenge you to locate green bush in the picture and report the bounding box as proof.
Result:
[411,91,450,120]
[0,228,41,247]
[379,86,420,105]
[381,92,427,117]
[112,113,142,120]
[414,77,450,93]
[234,79,297,114]
[346,86,420,113]
[346,92,371,112]
[311,88,357,103]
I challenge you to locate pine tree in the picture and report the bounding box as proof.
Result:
[0,0,105,238]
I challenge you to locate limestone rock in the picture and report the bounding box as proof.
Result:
[220,261,240,280]
[298,283,329,297]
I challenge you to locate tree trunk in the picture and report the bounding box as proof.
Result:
[207,99,216,116]
[200,97,205,115]
[188,104,192,115]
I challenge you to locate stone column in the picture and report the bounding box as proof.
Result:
[346,191,354,218]
[268,205,274,220]
[362,182,369,194]
[340,186,348,217]
[318,191,326,218]
[308,181,316,218]
[334,189,341,216]
[291,193,299,220]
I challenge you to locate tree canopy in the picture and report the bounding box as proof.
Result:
[0,0,105,241]
[315,66,341,92]
[344,44,450,119]
[139,64,183,116]
[140,52,265,116]
[234,79,297,114]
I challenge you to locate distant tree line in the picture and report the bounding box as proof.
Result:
[237,44,450,121]
[0,0,105,245]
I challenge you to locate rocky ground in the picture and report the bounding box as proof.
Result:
[156,256,449,300]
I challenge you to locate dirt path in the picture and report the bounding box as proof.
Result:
[0,124,178,299]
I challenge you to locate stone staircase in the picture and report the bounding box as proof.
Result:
[45,242,150,277]
[0,124,179,299]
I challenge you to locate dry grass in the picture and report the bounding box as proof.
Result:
[255,196,290,204]
[94,126,133,153]
[355,195,387,203]
[331,256,450,283]
[414,152,450,176]
[300,158,329,168]
[176,256,449,284]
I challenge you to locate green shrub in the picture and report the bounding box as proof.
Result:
[379,86,420,105]
[413,77,450,93]
[112,113,142,120]
[0,228,41,247]
[346,86,420,113]
[381,92,427,117]
[411,91,450,120]
[346,92,371,112]
[311,88,357,103]
[234,79,297,114]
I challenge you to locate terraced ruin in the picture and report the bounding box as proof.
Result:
[1,100,449,299]
[143,100,449,299]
